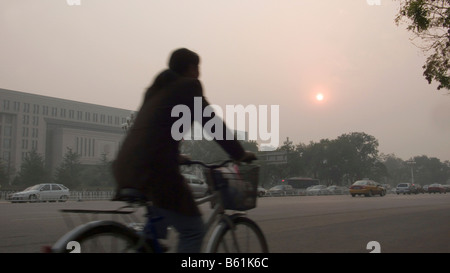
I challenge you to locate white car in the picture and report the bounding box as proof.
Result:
[267,185,296,196]
[326,185,349,195]
[257,187,267,197]
[183,173,209,198]
[306,185,328,195]
[9,184,70,203]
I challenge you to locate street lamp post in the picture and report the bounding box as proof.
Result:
[406,159,416,184]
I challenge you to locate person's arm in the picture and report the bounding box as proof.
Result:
[181,79,254,161]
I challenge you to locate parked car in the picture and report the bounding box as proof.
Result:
[349,180,386,197]
[183,173,209,198]
[306,185,328,195]
[427,183,446,194]
[443,185,450,193]
[325,185,348,195]
[267,185,296,196]
[396,183,410,194]
[415,184,425,193]
[395,183,420,194]
[257,187,267,197]
[8,184,70,203]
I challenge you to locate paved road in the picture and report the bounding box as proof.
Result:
[0,193,448,253]
[251,193,450,253]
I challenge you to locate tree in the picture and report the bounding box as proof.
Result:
[180,137,258,163]
[298,139,332,181]
[335,132,380,180]
[370,161,389,183]
[297,132,381,185]
[395,0,450,91]
[380,154,450,186]
[53,148,82,189]
[95,153,114,187]
[257,138,303,187]
[14,150,49,187]
[275,137,302,179]
[412,155,450,184]
[240,140,259,153]
[381,153,411,185]
[75,158,113,189]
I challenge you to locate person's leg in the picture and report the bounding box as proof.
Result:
[153,207,206,253]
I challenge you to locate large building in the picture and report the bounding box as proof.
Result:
[0,88,133,179]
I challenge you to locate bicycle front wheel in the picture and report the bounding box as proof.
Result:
[51,220,154,253]
[206,216,268,253]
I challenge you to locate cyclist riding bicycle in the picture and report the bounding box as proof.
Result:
[112,48,256,253]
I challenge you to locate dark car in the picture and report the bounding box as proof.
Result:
[443,185,450,193]
[428,184,446,194]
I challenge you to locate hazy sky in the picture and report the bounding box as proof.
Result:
[1,0,449,161]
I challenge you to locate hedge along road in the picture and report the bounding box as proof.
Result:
[0,193,449,253]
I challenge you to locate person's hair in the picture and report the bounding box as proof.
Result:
[168,48,200,75]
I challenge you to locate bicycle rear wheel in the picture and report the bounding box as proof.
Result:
[51,220,154,253]
[206,216,268,253]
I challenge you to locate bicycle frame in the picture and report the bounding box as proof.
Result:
[49,159,258,253]
[195,189,246,252]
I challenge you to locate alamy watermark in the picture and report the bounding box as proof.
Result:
[66,1,381,7]
[66,0,81,6]
[366,0,381,6]
[67,240,380,253]
[171,97,280,148]
[367,241,381,253]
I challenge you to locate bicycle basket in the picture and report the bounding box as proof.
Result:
[207,164,259,211]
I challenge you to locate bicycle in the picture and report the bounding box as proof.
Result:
[48,159,269,253]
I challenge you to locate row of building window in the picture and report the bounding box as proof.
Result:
[1,137,38,151]
[21,139,38,150]
[1,137,38,149]
[76,137,96,158]
[0,150,42,166]
[2,151,10,166]
[22,127,39,138]
[2,126,12,137]
[0,119,13,150]
[1,151,41,165]
[1,124,38,139]
[2,100,126,126]
[0,114,14,124]
[2,138,11,149]
[21,115,40,126]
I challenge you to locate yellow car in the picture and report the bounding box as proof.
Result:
[349,180,386,197]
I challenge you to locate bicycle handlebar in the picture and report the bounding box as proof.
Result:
[181,159,234,169]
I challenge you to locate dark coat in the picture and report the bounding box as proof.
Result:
[112,69,245,216]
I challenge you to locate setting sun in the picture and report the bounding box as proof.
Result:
[316,93,324,101]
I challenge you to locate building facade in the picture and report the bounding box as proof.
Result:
[0,88,133,180]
